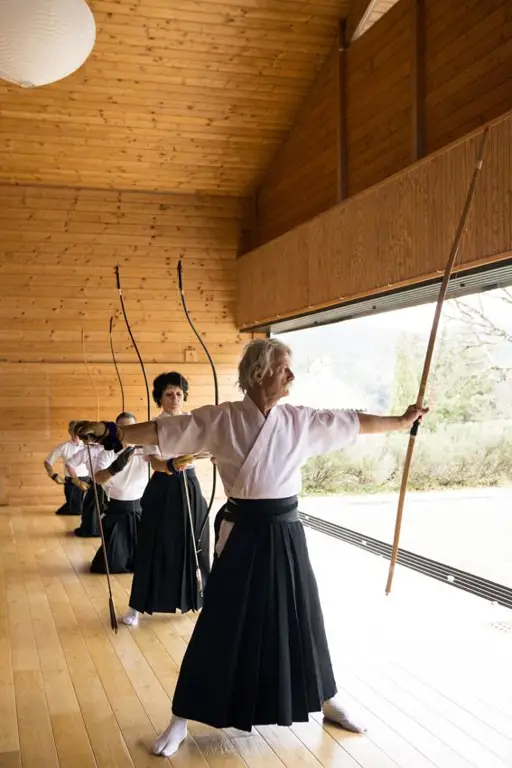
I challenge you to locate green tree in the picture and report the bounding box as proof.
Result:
[390,333,421,413]
[427,333,497,426]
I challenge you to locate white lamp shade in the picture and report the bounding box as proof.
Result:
[0,0,96,88]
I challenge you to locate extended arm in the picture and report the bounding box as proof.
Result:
[75,408,215,455]
[74,420,158,449]
[357,405,428,434]
[305,403,429,459]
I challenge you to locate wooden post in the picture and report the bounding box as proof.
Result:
[337,19,349,201]
[411,0,426,160]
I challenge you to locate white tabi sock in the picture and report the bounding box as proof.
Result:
[323,695,367,733]
[152,715,188,757]
[122,607,139,627]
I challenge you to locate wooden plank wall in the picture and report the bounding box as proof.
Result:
[0,185,250,506]
[426,0,512,151]
[237,114,512,328]
[251,0,512,247]
[251,46,339,247]
[346,1,411,196]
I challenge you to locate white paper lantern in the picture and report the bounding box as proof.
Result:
[0,0,96,88]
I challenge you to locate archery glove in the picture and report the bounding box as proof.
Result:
[108,446,136,476]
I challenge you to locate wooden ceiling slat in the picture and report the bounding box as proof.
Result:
[3,81,304,102]
[0,107,289,132]
[95,6,337,32]
[105,0,345,10]
[0,131,276,151]
[100,0,346,17]
[86,38,328,62]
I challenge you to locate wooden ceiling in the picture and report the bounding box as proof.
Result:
[0,0,395,196]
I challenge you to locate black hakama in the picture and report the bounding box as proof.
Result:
[56,476,89,516]
[171,496,337,732]
[128,468,210,615]
[90,498,142,573]
[74,483,106,537]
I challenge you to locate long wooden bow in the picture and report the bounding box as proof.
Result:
[81,330,119,631]
[109,316,125,412]
[385,127,489,595]
[115,266,151,422]
[115,265,151,480]
[81,328,100,421]
[177,259,219,545]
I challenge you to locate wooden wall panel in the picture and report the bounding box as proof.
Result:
[426,0,512,152]
[0,185,251,505]
[251,1,413,246]
[237,114,512,328]
[346,0,411,195]
[249,0,512,247]
[252,46,340,248]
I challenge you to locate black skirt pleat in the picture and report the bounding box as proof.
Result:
[171,500,336,731]
[56,476,89,515]
[128,469,210,614]
[75,483,105,537]
[90,498,142,574]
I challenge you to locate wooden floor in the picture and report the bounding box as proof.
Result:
[1,505,511,768]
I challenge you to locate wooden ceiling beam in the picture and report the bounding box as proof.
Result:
[345,0,382,42]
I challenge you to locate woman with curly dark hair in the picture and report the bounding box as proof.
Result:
[123,372,210,627]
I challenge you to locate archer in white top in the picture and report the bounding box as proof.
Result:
[44,420,88,481]
[155,395,359,499]
[94,447,148,502]
[75,338,428,759]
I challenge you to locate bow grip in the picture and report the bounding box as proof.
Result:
[410,418,421,437]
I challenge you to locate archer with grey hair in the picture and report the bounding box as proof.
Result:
[74,338,428,758]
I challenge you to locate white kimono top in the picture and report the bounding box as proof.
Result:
[67,444,104,475]
[144,411,197,467]
[94,448,148,502]
[156,395,360,500]
[69,444,148,502]
[45,440,88,477]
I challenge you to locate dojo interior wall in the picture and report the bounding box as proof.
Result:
[237,114,512,329]
[250,0,512,248]
[0,185,251,506]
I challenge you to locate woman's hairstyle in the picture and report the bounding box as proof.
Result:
[152,372,189,406]
[67,420,77,433]
[237,339,291,393]
[116,411,137,423]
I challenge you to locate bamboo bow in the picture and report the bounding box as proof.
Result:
[115,265,151,480]
[81,330,119,631]
[177,259,219,546]
[109,316,125,412]
[385,128,489,595]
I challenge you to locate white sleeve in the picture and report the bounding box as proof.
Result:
[45,443,65,465]
[66,447,88,469]
[143,444,161,457]
[304,407,360,458]
[156,406,219,457]
[94,450,116,471]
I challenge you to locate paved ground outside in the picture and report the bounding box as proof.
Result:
[300,487,512,589]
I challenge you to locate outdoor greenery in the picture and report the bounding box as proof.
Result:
[301,291,512,495]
